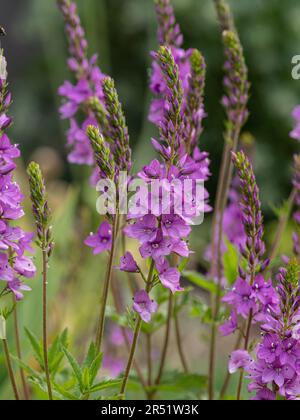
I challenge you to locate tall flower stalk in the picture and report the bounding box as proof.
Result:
[27,162,54,401]
[86,74,132,353]
[220,151,273,400]
[0,48,35,400]
[208,10,250,397]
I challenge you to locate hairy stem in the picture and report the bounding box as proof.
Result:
[13,305,30,400]
[2,339,20,400]
[120,260,155,396]
[95,214,119,353]
[147,334,153,387]
[174,310,189,373]
[110,275,147,390]
[209,126,241,400]
[42,249,53,401]
[152,291,174,397]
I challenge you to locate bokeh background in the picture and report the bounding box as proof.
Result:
[1,0,300,399]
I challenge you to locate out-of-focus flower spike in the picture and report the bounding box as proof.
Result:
[184,49,206,151]
[213,0,236,33]
[57,0,88,77]
[222,30,250,132]
[154,0,183,47]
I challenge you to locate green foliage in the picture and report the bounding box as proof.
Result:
[222,238,239,285]
[183,271,219,294]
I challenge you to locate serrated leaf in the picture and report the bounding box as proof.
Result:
[82,367,91,390]
[89,352,103,385]
[90,379,122,393]
[83,342,97,370]
[183,271,218,294]
[25,328,44,369]
[11,355,39,378]
[52,382,79,400]
[61,346,83,391]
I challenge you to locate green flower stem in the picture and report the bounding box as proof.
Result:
[147,334,153,387]
[13,304,30,400]
[42,247,53,401]
[150,291,174,399]
[219,329,243,400]
[174,308,189,374]
[2,339,20,400]
[110,274,147,390]
[95,213,119,353]
[120,260,155,396]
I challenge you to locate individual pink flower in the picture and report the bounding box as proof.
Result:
[84,221,112,255]
[133,290,158,323]
[156,258,183,294]
[229,350,253,374]
[7,279,31,301]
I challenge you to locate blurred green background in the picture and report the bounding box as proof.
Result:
[1,0,300,399]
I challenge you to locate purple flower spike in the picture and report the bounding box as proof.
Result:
[0,50,35,301]
[84,221,112,255]
[118,252,139,273]
[133,290,158,323]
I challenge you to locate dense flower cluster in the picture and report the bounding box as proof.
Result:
[0,51,35,301]
[244,260,300,400]
[57,0,107,168]
[221,152,275,336]
[119,46,211,318]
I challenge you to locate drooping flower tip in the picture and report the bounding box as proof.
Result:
[117,252,139,273]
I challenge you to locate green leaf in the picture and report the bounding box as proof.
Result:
[153,371,207,395]
[90,379,122,393]
[178,257,189,273]
[82,367,91,390]
[223,239,239,286]
[141,312,167,334]
[189,299,213,324]
[183,271,218,294]
[61,346,83,391]
[83,342,97,370]
[52,382,79,400]
[11,356,40,378]
[89,352,103,385]
[24,328,44,369]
